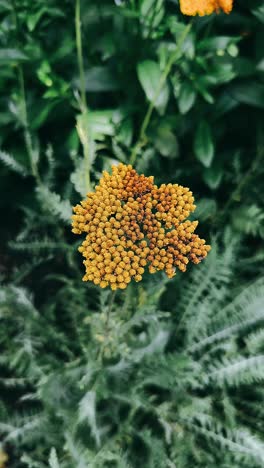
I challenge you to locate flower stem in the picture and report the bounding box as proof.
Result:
[75,0,91,192]
[96,290,116,364]
[106,290,116,329]
[130,22,191,166]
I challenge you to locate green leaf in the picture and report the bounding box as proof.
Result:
[36,186,72,224]
[0,150,28,176]
[27,8,47,32]
[0,48,29,65]
[140,0,165,30]
[87,111,115,138]
[203,165,223,190]
[78,391,100,447]
[70,158,88,197]
[195,79,214,104]
[207,63,236,85]
[153,124,179,158]
[228,82,264,109]
[27,7,65,32]
[193,198,217,221]
[0,0,12,11]
[48,448,60,468]
[81,66,120,92]
[252,5,264,23]
[178,82,196,114]
[194,121,214,167]
[197,36,240,52]
[31,101,57,130]
[137,60,169,114]
[117,118,133,147]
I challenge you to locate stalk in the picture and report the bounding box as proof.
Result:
[130,22,191,165]
[75,0,91,192]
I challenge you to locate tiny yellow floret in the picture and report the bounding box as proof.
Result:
[179,0,233,16]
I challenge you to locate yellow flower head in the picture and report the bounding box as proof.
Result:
[180,0,233,16]
[72,164,210,290]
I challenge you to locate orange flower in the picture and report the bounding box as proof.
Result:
[72,164,210,290]
[179,0,233,16]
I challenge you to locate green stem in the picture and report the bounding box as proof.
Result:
[105,290,116,331]
[75,0,87,109]
[130,22,191,166]
[96,290,116,365]
[75,0,91,192]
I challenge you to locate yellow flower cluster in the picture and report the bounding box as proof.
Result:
[72,164,210,290]
[179,0,233,16]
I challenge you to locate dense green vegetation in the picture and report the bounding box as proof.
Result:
[0,0,264,467]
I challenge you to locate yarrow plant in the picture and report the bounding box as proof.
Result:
[180,0,233,16]
[72,164,210,290]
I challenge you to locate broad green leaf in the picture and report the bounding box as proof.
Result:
[213,91,238,118]
[37,61,52,86]
[195,79,214,104]
[77,111,114,143]
[0,0,12,10]
[178,82,196,114]
[197,36,240,52]
[203,165,223,190]
[137,60,169,114]
[0,48,29,65]
[257,58,264,72]
[153,124,179,158]
[206,63,236,85]
[194,121,214,167]
[140,0,165,30]
[82,66,120,92]
[87,111,115,137]
[27,7,65,32]
[193,198,217,221]
[252,5,264,23]
[117,118,133,147]
[31,102,57,130]
[27,8,48,32]
[228,82,264,109]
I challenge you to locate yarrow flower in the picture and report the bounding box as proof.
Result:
[179,0,233,16]
[72,164,211,290]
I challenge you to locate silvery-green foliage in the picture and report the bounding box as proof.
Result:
[1,238,264,467]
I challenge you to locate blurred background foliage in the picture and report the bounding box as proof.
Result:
[0,0,264,467]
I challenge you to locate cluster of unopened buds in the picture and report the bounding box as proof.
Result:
[180,0,233,16]
[72,164,210,290]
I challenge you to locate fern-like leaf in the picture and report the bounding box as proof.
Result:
[203,355,264,388]
[0,149,28,176]
[36,186,72,224]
